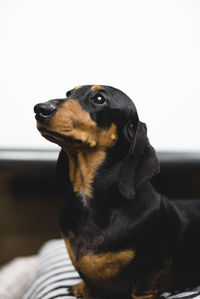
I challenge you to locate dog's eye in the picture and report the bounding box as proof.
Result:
[66,90,72,97]
[93,94,105,104]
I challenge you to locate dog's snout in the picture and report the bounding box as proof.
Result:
[34,103,57,120]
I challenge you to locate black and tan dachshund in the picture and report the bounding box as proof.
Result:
[34,85,200,299]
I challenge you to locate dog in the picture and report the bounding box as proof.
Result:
[34,85,200,299]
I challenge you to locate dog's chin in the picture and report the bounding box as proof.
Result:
[38,127,85,149]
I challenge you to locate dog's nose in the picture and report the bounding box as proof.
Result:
[34,103,57,119]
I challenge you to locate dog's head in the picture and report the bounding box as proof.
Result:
[34,85,159,200]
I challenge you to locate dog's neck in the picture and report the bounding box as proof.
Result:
[64,148,107,200]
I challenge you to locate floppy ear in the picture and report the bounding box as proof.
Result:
[118,121,160,200]
[56,149,70,190]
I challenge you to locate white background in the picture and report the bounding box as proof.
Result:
[0,0,200,151]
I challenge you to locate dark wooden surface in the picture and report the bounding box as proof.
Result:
[1,150,200,265]
[0,151,64,265]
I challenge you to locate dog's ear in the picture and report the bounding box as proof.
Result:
[118,121,160,200]
[56,149,70,189]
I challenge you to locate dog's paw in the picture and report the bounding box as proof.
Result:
[67,286,75,296]
[67,288,83,298]
[67,284,85,298]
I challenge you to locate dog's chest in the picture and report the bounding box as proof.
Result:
[64,236,135,285]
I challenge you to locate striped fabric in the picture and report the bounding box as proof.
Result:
[23,239,200,299]
[23,240,80,299]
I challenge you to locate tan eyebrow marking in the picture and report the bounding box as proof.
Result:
[74,85,83,90]
[91,85,104,91]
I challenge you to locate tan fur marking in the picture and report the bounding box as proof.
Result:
[78,250,135,281]
[67,150,106,198]
[64,237,135,294]
[74,85,83,90]
[47,99,117,150]
[39,99,117,198]
[64,238,135,281]
[91,85,104,91]
[72,281,92,299]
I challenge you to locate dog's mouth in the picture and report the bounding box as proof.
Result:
[38,127,84,145]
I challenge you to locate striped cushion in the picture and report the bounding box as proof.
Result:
[23,240,80,299]
[23,239,200,299]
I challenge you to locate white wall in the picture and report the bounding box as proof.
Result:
[0,0,200,151]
